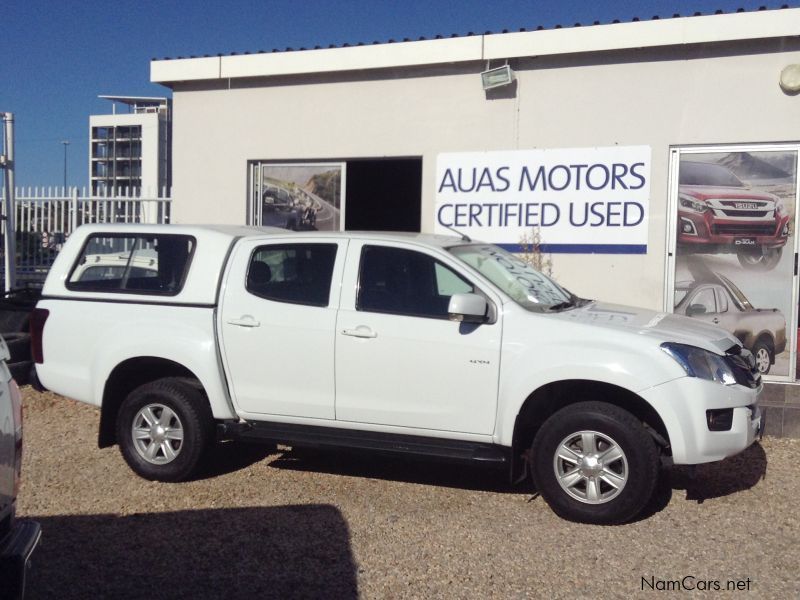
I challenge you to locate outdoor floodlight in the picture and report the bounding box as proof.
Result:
[481,65,514,90]
[779,64,800,93]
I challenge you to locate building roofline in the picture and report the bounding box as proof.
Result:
[98,95,169,105]
[151,7,800,84]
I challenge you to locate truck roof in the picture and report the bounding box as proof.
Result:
[43,224,478,304]
[74,223,472,250]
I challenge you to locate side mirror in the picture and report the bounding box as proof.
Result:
[686,304,707,317]
[448,293,488,324]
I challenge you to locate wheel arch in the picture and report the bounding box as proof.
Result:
[753,331,775,352]
[98,357,208,448]
[510,379,670,481]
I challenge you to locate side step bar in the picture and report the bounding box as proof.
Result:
[219,420,509,465]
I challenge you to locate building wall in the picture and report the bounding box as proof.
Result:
[169,38,800,310]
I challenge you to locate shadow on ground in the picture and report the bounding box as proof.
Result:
[268,446,526,494]
[27,505,357,600]
[196,440,277,480]
[198,440,768,523]
[637,441,768,520]
[669,441,768,501]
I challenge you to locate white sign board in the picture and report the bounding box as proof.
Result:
[435,146,651,253]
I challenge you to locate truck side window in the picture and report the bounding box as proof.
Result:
[357,245,474,319]
[246,243,337,307]
[691,288,717,314]
[67,234,195,295]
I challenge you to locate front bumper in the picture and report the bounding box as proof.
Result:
[640,376,762,465]
[0,519,41,600]
[677,210,789,249]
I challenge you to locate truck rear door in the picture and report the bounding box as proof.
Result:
[218,238,347,420]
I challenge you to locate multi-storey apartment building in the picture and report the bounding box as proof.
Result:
[89,96,171,196]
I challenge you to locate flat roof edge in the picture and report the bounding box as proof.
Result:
[151,8,800,84]
[484,9,800,60]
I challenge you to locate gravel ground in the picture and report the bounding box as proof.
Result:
[16,389,800,599]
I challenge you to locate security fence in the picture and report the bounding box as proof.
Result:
[0,187,171,286]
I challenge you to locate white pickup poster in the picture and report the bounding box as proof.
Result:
[435,146,651,253]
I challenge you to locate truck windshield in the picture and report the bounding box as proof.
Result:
[448,244,579,312]
[679,161,745,187]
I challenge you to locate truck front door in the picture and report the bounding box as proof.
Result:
[219,238,347,419]
[334,241,501,435]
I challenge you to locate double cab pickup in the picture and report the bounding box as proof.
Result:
[31,224,764,524]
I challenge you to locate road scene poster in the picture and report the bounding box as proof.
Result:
[252,162,344,231]
[673,149,799,378]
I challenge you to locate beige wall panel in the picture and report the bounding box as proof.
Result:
[170,40,800,310]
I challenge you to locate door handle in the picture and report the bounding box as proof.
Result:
[227,316,261,328]
[341,326,377,339]
[712,318,719,324]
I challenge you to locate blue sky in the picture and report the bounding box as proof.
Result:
[1,0,797,189]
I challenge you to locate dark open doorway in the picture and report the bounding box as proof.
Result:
[345,158,422,232]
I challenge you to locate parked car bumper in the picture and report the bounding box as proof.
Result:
[640,377,763,465]
[0,519,41,600]
[677,210,790,249]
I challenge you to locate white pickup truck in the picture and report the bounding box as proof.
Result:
[31,224,764,524]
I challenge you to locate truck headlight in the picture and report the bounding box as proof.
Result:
[679,195,708,213]
[661,342,737,386]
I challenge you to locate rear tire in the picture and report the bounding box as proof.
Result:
[531,401,659,524]
[751,340,772,375]
[117,378,213,482]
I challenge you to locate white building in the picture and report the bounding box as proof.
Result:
[89,96,171,196]
[149,6,800,429]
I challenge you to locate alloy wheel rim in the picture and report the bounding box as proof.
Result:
[132,403,185,465]
[553,430,628,504]
[755,348,770,373]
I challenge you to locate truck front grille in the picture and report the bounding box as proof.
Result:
[711,223,777,236]
[718,210,771,218]
[725,345,761,389]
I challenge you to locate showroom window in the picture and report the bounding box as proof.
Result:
[666,144,800,380]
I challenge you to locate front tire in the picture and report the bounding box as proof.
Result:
[117,378,213,482]
[531,401,659,524]
[737,246,782,271]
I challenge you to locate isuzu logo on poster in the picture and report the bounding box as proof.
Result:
[435,146,651,253]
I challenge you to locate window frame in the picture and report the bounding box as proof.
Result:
[245,242,338,308]
[65,233,196,296]
[690,286,718,314]
[714,287,729,313]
